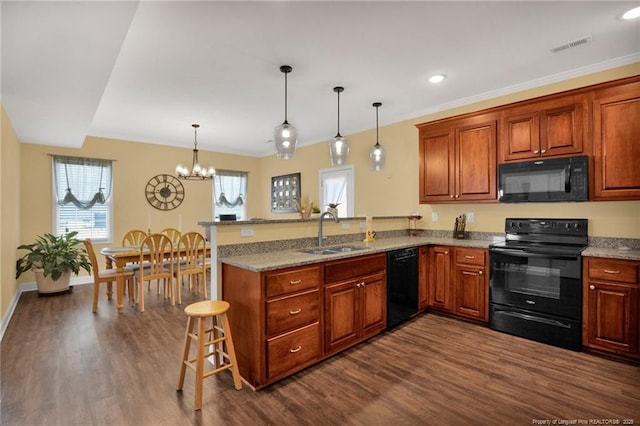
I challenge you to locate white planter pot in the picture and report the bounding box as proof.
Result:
[33,269,72,295]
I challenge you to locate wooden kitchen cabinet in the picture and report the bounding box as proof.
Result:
[453,247,488,322]
[222,263,323,389]
[418,246,429,311]
[583,257,639,359]
[428,246,452,312]
[591,78,640,200]
[324,253,386,355]
[499,94,587,162]
[417,112,497,203]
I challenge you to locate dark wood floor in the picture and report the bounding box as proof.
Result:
[2,283,639,426]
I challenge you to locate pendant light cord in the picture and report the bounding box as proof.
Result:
[375,104,379,144]
[336,89,341,137]
[284,71,288,123]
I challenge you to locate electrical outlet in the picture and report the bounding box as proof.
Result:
[359,221,367,228]
[467,212,475,223]
[431,212,438,222]
[342,222,350,229]
[240,227,254,237]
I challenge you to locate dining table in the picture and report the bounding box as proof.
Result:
[101,243,210,314]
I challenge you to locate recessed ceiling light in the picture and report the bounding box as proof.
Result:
[620,6,640,20]
[428,74,446,84]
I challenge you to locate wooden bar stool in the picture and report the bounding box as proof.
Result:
[177,300,242,410]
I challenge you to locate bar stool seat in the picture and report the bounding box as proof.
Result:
[177,300,242,410]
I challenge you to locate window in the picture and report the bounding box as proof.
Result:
[213,170,248,220]
[53,156,113,242]
[319,165,355,217]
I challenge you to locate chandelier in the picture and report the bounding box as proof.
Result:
[175,124,215,180]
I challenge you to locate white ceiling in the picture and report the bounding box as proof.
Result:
[2,1,639,157]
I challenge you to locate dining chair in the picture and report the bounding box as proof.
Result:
[173,232,207,304]
[161,228,181,245]
[135,233,174,312]
[84,239,135,313]
[122,229,148,247]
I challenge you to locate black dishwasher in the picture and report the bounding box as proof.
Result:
[387,247,419,329]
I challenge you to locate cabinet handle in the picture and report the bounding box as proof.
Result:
[289,308,302,315]
[603,269,620,274]
[290,345,302,353]
[450,195,455,199]
[534,150,540,154]
[289,279,302,285]
[541,149,547,154]
[444,251,449,255]
[589,285,595,290]
[464,255,475,259]
[479,270,483,275]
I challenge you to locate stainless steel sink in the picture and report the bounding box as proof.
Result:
[298,245,366,255]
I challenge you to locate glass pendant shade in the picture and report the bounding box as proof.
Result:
[369,102,386,171]
[274,65,297,159]
[274,120,297,159]
[370,142,386,171]
[329,134,349,166]
[329,86,349,166]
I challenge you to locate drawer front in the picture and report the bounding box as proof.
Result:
[266,265,321,298]
[325,253,386,283]
[588,259,638,284]
[455,247,486,266]
[266,290,320,336]
[267,322,321,380]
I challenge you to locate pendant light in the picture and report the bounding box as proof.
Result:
[369,102,387,171]
[329,86,349,166]
[175,124,215,180]
[273,65,298,159]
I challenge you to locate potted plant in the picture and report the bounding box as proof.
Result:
[16,230,92,295]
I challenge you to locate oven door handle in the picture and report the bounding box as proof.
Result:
[490,247,580,261]
[494,309,572,329]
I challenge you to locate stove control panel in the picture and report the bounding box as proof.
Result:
[505,218,588,237]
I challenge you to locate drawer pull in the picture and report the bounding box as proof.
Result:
[589,285,595,290]
[290,345,302,353]
[289,308,302,315]
[603,269,620,274]
[464,255,475,259]
[289,279,302,285]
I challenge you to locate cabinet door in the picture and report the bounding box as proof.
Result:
[428,246,451,311]
[418,127,455,202]
[501,110,540,161]
[592,80,640,200]
[360,273,387,337]
[585,280,638,355]
[455,117,497,201]
[539,97,585,157]
[453,265,487,321]
[324,281,358,354]
[418,246,429,310]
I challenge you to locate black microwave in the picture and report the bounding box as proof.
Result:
[498,155,588,203]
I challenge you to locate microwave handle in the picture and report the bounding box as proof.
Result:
[564,164,571,193]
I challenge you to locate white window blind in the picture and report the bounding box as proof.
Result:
[53,156,113,242]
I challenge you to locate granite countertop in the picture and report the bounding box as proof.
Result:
[582,246,640,261]
[219,235,492,272]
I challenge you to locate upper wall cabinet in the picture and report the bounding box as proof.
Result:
[499,94,588,162]
[417,112,498,203]
[591,79,640,201]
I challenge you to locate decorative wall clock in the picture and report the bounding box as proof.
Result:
[145,174,185,211]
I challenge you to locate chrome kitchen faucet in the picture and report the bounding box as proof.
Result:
[318,211,339,247]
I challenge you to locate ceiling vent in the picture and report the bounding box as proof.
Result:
[550,35,592,53]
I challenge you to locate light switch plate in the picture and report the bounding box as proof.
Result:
[431,212,438,222]
[467,212,475,223]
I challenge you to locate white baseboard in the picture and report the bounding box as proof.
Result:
[0,277,92,342]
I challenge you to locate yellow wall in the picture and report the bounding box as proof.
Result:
[1,105,22,318]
